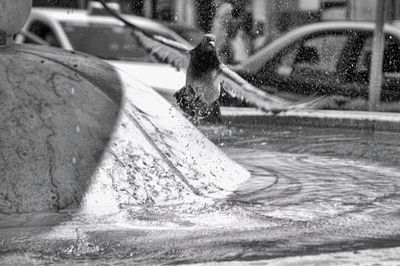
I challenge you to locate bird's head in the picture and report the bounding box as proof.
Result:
[200,34,216,53]
[190,34,220,70]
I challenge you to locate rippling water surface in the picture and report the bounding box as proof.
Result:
[214,125,400,218]
[2,124,400,264]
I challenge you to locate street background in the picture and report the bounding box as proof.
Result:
[32,0,400,55]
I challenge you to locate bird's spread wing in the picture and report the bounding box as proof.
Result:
[218,66,327,113]
[133,31,191,70]
[99,0,327,113]
[99,0,191,70]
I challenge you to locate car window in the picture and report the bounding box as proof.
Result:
[355,37,372,75]
[356,34,400,75]
[61,22,163,61]
[276,32,348,76]
[384,35,400,73]
[25,20,61,47]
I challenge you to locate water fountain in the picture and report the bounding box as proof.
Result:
[2,0,400,264]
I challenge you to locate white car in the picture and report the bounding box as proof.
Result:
[16,4,187,97]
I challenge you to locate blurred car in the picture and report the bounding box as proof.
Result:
[235,21,400,102]
[15,3,187,95]
[163,22,204,46]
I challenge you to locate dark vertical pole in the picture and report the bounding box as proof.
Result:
[78,0,85,9]
[368,0,386,111]
[152,0,157,19]
[195,0,216,32]
[129,0,144,15]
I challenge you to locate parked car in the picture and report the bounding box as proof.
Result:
[15,4,187,95]
[234,21,400,103]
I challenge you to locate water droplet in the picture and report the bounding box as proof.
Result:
[72,157,77,164]
[71,87,75,95]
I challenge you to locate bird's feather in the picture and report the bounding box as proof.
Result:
[98,0,327,113]
[218,66,328,112]
[133,31,190,70]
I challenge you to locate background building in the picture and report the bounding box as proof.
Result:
[32,0,400,46]
[350,0,400,21]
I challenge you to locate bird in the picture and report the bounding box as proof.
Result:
[174,34,224,123]
[99,0,328,123]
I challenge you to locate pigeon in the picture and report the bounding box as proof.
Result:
[99,0,327,123]
[173,34,224,123]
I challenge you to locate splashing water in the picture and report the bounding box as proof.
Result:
[3,123,400,264]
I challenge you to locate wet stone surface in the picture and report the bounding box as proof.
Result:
[0,47,120,213]
[2,123,400,264]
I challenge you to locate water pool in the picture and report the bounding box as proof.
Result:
[1,124,400,265]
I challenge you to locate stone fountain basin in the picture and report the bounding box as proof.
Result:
[0,44,249,214]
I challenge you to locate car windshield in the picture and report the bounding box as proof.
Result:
[61,22,154,61]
